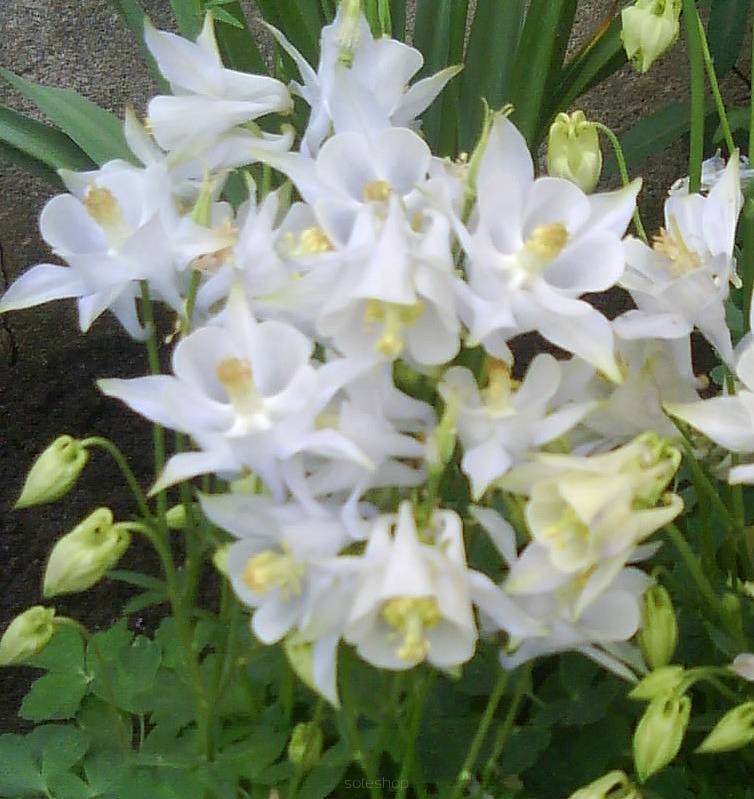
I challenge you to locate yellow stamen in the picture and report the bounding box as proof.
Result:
[280,226,334,258]
[524,223,569,261]
[363,179,391,203]
[382,596,441,662]
[363,300,425,358]
[482,360,519,413]
[83,185,129,245]
[216,357,262,418]
[242,545,304,598]
[541,507,589,551]
[652,215,701,275]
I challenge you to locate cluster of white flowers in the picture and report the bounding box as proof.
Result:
[2,6,748,705]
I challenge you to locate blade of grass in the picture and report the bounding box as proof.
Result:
[459,0,526,151]
[390,0,407,39]
[107,0,168,91]
[0,105,95,173]
[509,0,578,147]
[211,2,268,74]
[0,68,134,166]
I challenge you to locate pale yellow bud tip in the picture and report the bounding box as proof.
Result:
[0,606,56,666]
[16,435,89,509]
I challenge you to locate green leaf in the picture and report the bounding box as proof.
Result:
[297,761,349,799]
[90,635,162,714]
[545,16,626,132]
[459,0,527,151]
[0,735,46,796]
[0,68,134,166]
[109,569,166,592]
[715,105,750,142]
[211,3,268,74]
[27,625,85,673]
[254,0,319,66]
[170,0,203,38]
[0,105,94,174]
[149,669,197,731]
[108,0,168,90]
[509,0,577,146]
[20,670,90,722]
[28,725,91,777]
[498,725,552,777]
[218,726,288,779]
[122,589,170,614]
[707,0,750,77]
[77,696,131,755]
[84,749,132,797]
[45,771,94,799]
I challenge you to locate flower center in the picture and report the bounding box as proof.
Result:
[363,300,425,358]
[216,357,268,429]
[382,596,441,662]
[242,546,304,598]
[652,216,701,276]
[83,185,130,246]
[363,180,392,203]
[524,223,569,262]
[540,505,590,552]
[282,226,334,258]
[481,361,519,416]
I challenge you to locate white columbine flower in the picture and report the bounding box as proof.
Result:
[144,15,292,156]
[665,336,754,484]
[266,4,460,155]
[439,354,595,499]
[458,114,640,382]
[98,286,372,497]
[344,502,478,670]
[615,153,743,370]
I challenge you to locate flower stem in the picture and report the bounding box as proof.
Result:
[695,11,735,156]
[665,522,721,614]
[594,122,648,243]
[139,281,168,524]
[396,671,434,799]
[682,0,706,193]
[448,669,510,799]
[79,436,151,520]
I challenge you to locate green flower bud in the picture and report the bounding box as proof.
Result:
[629,665,686,701]
[336,0,363,65]
[426,397,458,476]
[696,701,754,754]
[212,544,230,576]
[638,585,678,670]
[287,721,323,770]
[621,0,681,74]
[166,504,188,530]
[568,770,642,799]
[15,436,89,509]
[633,691,691,782]
[43,508,130,598]
[0,606,56,666]
[547,111,603,194]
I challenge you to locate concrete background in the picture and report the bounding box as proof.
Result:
[0,0,751,726]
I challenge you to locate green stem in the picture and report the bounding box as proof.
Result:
[448,669,510,799]
[480,666,530,795]
[287,699,325,799]
[396,671,434,799]
[594,122,648,243]
[695,11,735,156]
[79,436,151,520]
[682,0,706,194]
[139,281,168,524]
[184,271,202,332]
[750,4,754,161]
[665,523,721,613]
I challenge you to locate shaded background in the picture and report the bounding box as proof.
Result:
[0,0,751,727]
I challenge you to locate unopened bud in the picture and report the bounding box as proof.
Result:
[547,111,603,194]
[426,399,457,476]
[621,0,681,74]
[696,701,754,754]
[629,665,686,701]
[43,508,130,597]
[166,504,188,530]
[633,691,691,782]
[639,585,678,670]
[568,770,642,799]
[16,436,89,509]
[287,721,323,770]
[0,606,56,666]
[213,544,230,576]
[336,0,363,66]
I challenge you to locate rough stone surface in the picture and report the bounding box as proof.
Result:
[0,0,751,727]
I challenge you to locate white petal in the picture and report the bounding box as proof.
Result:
[664,396,754,452]
[0,265,86,312]
[468,571,546,636]
[150,449,235,494]
[462,440,513,500]
[470,506,518,567]
[253,600,300,644]
[393,65,463,125]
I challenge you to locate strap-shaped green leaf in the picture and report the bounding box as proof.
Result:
[389,0,406,39]
[459,0,526,151]
[509,0,577,147]
[254,0,320,66]
[170,0,203,38]
[707,0,750,77]
[542,15,626,139]
[0,68,133,167]
[107,0,169,91]
[212,2,268,74]
[0,105,94,174]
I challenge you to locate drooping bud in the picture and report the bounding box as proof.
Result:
[568,770,642,799]
[633,692,691,782]
[43,508,130,598]
[629,665,686,701]
[621,0,682,74]
[638,585,678,670]
[547,111,603,194]
[696,701,754,754]
[287,721,323,770]
[0,606,56,666]
[15,436,89,509]
[166,504,188,530]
